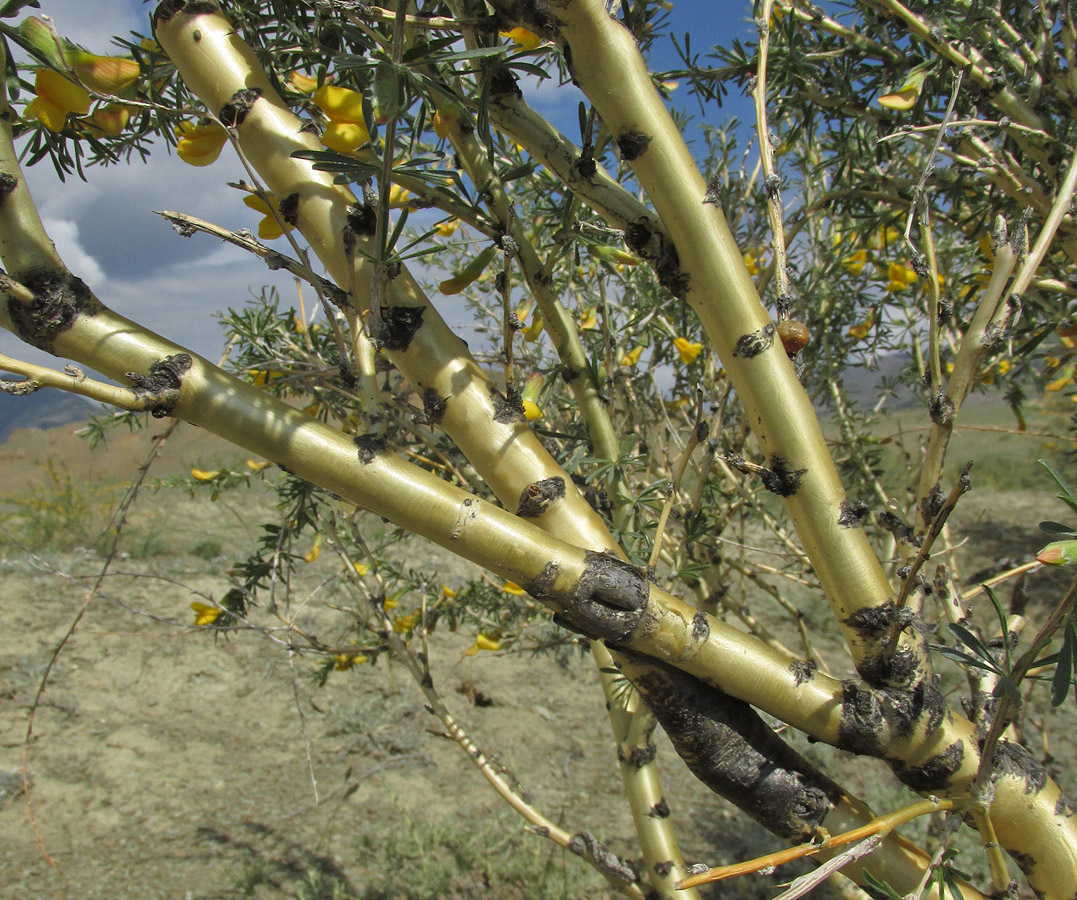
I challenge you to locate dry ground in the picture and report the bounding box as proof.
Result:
[1,419,1075,899]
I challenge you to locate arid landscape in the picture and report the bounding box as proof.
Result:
[2,412,1075,899]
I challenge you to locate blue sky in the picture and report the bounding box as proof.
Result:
[2,0,761,371]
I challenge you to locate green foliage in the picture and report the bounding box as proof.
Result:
[0,458,112,550]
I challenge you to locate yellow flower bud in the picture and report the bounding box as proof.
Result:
[674,337,703,364]
[191,468,219,481]
[69,51,140,96]
[622,345,644,367]
[499,27,543,50]
[175,120,228,166]
[191,602,222,626]
[25,68,90,131]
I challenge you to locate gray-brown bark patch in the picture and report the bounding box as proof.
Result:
[0,171,18,203]
[419,387,447,425]
[515,476,565,518]
[761,455,805,496]
[890,741,964,792]
[127,353,192,417]
[544,552,647,644]
[928,389,955,426]
[839,499,870,528]
[488,64,522,98]
[491,385,525,424]
[837,681,883,755]
[617,131,652,161]
[219,87,262,127]
[690,610,710,643]
[1056,794,1077,818]
[648,798,670,818]
[377,305,424,351]
[732,324,776,358]
[153,0,219,28]
[790,660,816,685]
[652,860,673,877]
[278,192,300,226]
[624,650,840,842]
[993,741,1048,795]
[354,433,387,464]
[621,741,657,767]
[345,202,377,237]
[566,832,638,886]
[6,270,99,353]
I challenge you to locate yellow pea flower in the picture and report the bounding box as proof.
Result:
[313,84,371,152]
[288,70,319,94]
[997,359,1012,375]
[432,105,459,139]
[869,226,901,250]
[674,337,703,364]
[464,633,502,656]
[353,562,370,575]
[441,585,457,598]
[242,193,294,240]
[435,218,460,237]
[884,261,917,292]
[333,653,367,670]
[174,119,228,166]
[191,468,219,481]
[847,312,875,340]
[579,308,598,330]
[140,38,162,54]
[303,534,322,563]
[622,345,644,367]
[502,581,527,595]
[25,68,90,131]
[69,51,140,96]
[89,102,130,135]
[246,459,271,471]
[743,248,761,277]
[392,611,421,634]
[522,399,542,421]
[878,70,927,111]
[500,27,543,50]
[388,184,411,208]
[842,248,867,275]
[191,602,222,626]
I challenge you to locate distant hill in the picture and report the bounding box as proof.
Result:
[0,386,97,444]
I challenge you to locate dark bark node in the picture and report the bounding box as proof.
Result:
[378,305,424,351]
[732,324,776,358]
[890,741,964,792]
[491,384,525,423]
[346,202,378,237]
[219,87,262,127]
[543,552,647,643]
[6,270,98,353]
[354,433,388,464]
[152,0,219,29]
[419,387,447,425]
[127,353,192,417]
[762,455,806,496]
[623,650,840,842]
[278,192,300,226]
[648,798,670,818]
[993,741,1048,795]
[515,476,566,518]
[790,659,816,685]
[838,499,870,528]
[0,171,18,203]
[617,130,652,161]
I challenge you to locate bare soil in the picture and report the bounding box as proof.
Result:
[1,422,1074,899]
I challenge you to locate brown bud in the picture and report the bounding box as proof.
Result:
[777,320,810,356]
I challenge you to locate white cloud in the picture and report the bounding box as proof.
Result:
[41,216,106,291]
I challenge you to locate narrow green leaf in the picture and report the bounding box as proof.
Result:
[1051,623,1076,707]
[981,584,1011,669]
[1039,459,1077,515]
[947,623,1000,668]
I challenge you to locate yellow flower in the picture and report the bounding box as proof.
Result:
[191,602,222,626]
[432,105,458,139]
[869,226,901,250]
[174,119,228,166]
[313,84,371,152]
[579,308,598,330]
[384,596,399,612]
[997,359,1012,375]
[353,562,370,575]
[502,581,527,595]
[674,337,703,364]
[303,534,322,563]
[878,70,927,111]
[89,102,130,135]
[847,312,875,340]
[191,468,219,481]
[242,193,294,240]
[388,184,411,208]
[246,459,271,471]
[522,399,542,421]
[140,38,162,54]
[392,611,422,634]
[743,248,762,276]
[884,261,918,292]
[435,218,460,237]
[464,633,502,656]
[441,585,457,598]
[333,652,367,670]
[622,345,644,367]
[69,51,140,96]
[500,27,543,50]
[842,248,867,276]
[288,70,319,94]
[25,68,90,131]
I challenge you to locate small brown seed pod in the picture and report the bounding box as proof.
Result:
[777,319,810,356]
